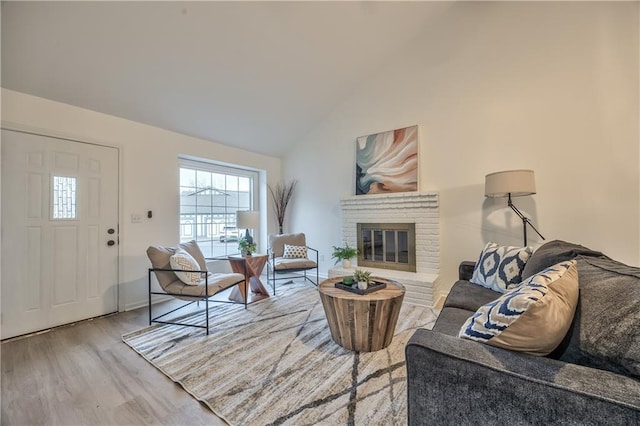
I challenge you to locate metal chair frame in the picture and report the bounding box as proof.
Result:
[266,246,319,295]
[148,257,247,335]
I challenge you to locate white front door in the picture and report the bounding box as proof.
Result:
[1,129,119,339]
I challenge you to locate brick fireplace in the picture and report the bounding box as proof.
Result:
[329,192,440,307]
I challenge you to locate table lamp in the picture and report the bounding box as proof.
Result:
[236,210,260,245]
[485,169,545,246]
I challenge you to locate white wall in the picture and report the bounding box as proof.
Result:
[1,88,282,310]
[285,2,640,304]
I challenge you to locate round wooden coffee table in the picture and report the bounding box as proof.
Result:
[318,277,405,352]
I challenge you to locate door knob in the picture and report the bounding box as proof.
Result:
[107,240,115,246]
[108,228,115,234]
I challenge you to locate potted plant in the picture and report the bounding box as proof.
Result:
[332,243,359,268]
[353,269,372,290]
[238,237,257,256]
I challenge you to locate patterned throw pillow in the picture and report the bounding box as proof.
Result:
[459,260,579,356]
[282,244,307,259]
[170,248,205,285]
[470,242,533,292]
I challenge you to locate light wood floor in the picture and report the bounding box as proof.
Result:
[1,299,230,425]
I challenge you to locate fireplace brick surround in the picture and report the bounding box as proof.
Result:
[329,192,440,307]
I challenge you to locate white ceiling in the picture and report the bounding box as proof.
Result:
[2,1,445,157]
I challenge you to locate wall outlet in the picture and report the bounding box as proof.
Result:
[320,254,325,262]
[131,213,142,223]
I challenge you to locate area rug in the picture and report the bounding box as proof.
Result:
[122,281,437,425]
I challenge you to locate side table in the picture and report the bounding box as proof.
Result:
[319,277,405,352]
[228,254,269,304]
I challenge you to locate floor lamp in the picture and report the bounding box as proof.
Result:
[236,210,260,245]
[485,169,545,246]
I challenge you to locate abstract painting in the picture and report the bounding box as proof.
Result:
[355,125,418,195]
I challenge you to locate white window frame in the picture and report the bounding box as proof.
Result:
[179,158,259,257]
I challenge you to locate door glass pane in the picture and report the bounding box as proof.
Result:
[52,176,77,219]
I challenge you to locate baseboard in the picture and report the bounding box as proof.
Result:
[125,295,172,312]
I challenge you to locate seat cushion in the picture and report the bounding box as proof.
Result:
[163,273,245,298]
[273,257,317,270]
[443,280,501,312]
[269,233,307,258]
[459,260,579,356]
[555,256,640,379]
[521,239,604,280]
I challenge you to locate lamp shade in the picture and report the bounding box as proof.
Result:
[485,170,536,198]
[236,210,260,229]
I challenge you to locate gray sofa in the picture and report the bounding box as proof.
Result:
[406,240,640,425]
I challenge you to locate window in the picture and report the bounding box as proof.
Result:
[179,159,259,257]
[52,175,77,219]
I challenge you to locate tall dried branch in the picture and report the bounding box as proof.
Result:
[268,180,297,232]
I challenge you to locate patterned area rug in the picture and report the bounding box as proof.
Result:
[122,281,437,425]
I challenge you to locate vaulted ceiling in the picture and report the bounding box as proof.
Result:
[2,1,446,157]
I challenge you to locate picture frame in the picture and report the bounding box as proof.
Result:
[355,125,418,195]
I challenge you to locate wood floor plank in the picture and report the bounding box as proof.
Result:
[1,302,227,426]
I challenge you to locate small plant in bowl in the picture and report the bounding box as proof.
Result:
[353,269,372,290]
[332,243,360,268]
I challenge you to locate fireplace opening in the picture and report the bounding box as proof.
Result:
[357,223,416,272]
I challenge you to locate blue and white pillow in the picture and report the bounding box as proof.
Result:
[459,260,579,356]
[470,242,533,292]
